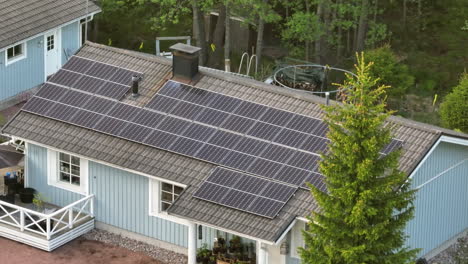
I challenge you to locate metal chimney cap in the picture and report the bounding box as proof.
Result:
[170,43,201,54]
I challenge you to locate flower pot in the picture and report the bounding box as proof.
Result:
[20,188,35,203]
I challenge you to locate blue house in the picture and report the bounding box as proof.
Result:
[0,0,100,107]
[1,42,467,264]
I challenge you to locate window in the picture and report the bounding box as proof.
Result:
[47,149,88,194]
[59,152,81,186]
[160,182,184,211]
[5,42,26,65]
[47,35,55,51]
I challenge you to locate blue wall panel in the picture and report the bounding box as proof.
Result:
[405,142,468,257]
[0,36,44,100]
[88,161,189,247]
[26,144,84,207]
[61,22,80,65]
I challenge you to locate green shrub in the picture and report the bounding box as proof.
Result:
[439,73,468,133]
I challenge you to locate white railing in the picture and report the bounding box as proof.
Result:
[0,194,94,240]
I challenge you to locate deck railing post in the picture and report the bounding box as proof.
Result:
[68,208,73,229]
[46,217,51,240]
[90,196,94,217]
[20,210,24,231]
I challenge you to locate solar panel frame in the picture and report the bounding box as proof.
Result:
[96,81,130,100]
[35,83,68,102]
[48,70,83,88]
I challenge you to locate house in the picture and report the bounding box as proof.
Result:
[1,41,467,263]
[0,0,101,107]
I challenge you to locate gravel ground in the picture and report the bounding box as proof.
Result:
[428,233,468,264]
[83,229,188,264]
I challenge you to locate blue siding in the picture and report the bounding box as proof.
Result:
[0,36,44,100]
[405,142,468,257]
[89,161,189,247]
[26,144,84,207]
[61,22,80,65]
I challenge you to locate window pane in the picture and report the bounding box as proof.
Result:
[161,202,171,211]
[7,48,13,59]
[162,182,172,192]
[161,191,173,203]
[174,185,184,195]
[60,153,70,162]
[60,172,70,183]
[60,162,70,173]
[14,44,22,56]
[71,165,80,176]
[71,156,80,166]
[71,176,80,186]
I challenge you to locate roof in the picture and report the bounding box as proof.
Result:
[0,0,101,49]
[3,41,466,242]
[0,144,23,169]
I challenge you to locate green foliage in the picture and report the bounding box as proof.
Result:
[365,45,414,98]
[300,54,418,264]
[439,73,468,133]
[282,12,322,43]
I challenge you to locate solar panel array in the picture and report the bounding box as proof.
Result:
[193,168,297,218]
[23,71,404,218]
[48,56,141,100]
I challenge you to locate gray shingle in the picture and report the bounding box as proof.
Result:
[0,0,101,49]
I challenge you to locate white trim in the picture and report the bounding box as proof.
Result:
[409,135,468,180]
[0,12,99,53]
[46,149,88,195]
[24,142,29,187]
[15,137,187,188]
[440,135,468,146]
[148,179,189,226]
[4,42,27,66]
[274,219,296,245]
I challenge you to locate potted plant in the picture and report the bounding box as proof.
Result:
[19,187,35,203]
[229,236,242,254]
[196,244,212,264]
[33,193,47,212]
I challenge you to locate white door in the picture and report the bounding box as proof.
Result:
[45,30,60,77]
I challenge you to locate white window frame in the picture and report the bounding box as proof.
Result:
[290,220,307,259]
[47,149,88,195]
[149,179,187,225]
[5,42,27,66]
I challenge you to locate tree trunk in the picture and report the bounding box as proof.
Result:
[322,0,331,64]
[224,3,231,72]
[255,0,267,74]
[305,0,311,62]
[355,0,369,52]
[315,0,323,63]
[403,0,407,29]
[208,5,226,68]
[192,0,207,66]
[418,0,422,31]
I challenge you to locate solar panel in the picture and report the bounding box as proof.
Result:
[72,75,107,93]
[22,97,56,116]
[87,61,119,80]
[193,168,297,218]
[62,56,95,73]
[381,139,404,155]
[49,70,82,88]
[221,114,256,134]
[96,81,130,100]
[35,83,68,102]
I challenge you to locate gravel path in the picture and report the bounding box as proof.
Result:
[83,229,188,264]
[428,233,468,264]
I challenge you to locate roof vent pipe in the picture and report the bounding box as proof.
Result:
[170,43,201,81]
[132,75,141,97]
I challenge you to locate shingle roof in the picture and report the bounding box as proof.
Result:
[0,0,101,49]
[3,41,466,242]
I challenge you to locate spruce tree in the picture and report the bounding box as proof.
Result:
[300,54,419,264]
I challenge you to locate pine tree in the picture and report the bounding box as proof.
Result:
[300,53,419,264]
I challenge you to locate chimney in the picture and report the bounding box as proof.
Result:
[169,43,201,81]
[132,75,141,97]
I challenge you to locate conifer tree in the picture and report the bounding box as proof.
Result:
[300,54,418,264]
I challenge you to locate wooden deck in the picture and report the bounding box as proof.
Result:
[0,194,94,251]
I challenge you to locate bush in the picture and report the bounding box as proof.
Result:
[365,44,415,98]
[439,73,468,133]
